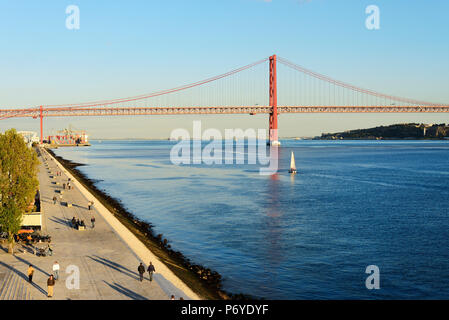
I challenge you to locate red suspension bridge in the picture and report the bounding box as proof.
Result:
[1,55,448,144]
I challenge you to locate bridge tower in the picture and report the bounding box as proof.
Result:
[269,55,280,146]
[40,105,43,144]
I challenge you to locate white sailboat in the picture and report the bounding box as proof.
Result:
[289,151,297,174]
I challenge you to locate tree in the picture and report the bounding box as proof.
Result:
[0,129,39,254]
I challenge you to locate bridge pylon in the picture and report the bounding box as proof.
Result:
[39,105,43,144]
[269,54,280,146]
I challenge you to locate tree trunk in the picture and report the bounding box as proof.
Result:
[8,233,14,255]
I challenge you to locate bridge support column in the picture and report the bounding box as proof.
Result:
[269,55,280,146]
[40,105,43,144]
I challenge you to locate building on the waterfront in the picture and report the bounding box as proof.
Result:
[17,131,40,147]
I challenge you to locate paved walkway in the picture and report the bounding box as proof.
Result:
[0,147,197,300]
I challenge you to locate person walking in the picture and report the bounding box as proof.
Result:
[53,195,57,205]
[47,275,55,298]
[91,216,96,228]
[88,201,92,210]
[138,263,145,282]
[147,262,156,282]
[27,265,34,283]
[53,261,60,280]
[47,244,53,256]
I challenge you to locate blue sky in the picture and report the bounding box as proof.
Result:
[0,0,448,138]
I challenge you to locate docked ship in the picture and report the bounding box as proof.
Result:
[47,126,90,147]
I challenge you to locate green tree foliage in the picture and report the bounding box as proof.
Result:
[321,123,449,140]
[0,129,39,254]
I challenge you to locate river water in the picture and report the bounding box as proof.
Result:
[53,140,449,299]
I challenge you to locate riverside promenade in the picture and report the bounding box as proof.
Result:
[0,147,200,300]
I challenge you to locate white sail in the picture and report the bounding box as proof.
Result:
[290,151,296,171]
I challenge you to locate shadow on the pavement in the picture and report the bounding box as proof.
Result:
[88,255,140,281]
[49,216,72,228]
[103,281,148,300]
[41,196,55,203]
[13,255,50,278]
[0,261,48,296]
[72,204,88,210]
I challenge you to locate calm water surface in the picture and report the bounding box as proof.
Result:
[53,140,449,299]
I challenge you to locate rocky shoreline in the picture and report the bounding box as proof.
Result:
[45,148,256,300]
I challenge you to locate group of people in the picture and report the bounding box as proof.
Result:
[138,262,156,282]
[63,181,72,190]
[71,216,96,229]
[27,261,60,298]
[37,244,53,256]
[62,177,72,190]
[71,217,86,229]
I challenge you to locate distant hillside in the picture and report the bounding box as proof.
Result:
[320,123,449,140]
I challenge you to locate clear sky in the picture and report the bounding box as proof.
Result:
[0,0,448,139]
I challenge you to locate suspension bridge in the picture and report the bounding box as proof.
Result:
[1,55,448,145]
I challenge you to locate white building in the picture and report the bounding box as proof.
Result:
[17,131,40,148]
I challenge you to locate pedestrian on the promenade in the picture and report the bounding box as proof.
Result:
[53,195,57,205]
[138,263,145,282]
[63,183,66,190]
[47,275,55,298]
[27,264,34,283]
[53,261,60,280]
[47,244,53,256]
[91,216,96,228]
[147,262,156,282]
[88,201,92,210]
